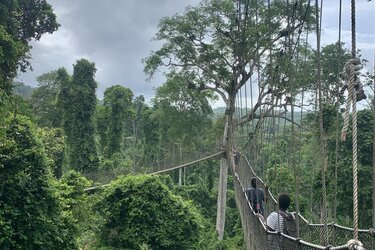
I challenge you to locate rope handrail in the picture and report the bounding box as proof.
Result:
[84,151,225,192]
[234,154,368,249]
[151,151,225,175]
[241,152,375,234]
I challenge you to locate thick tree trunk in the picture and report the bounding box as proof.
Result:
[216,92,236,240]
[216,157,228,240]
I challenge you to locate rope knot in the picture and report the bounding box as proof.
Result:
[342,58,366,102]
[340,58,364,141]
[347,239,365,250]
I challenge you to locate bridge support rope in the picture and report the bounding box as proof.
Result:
[235,153,371,249]
[315,0,329,245]
[84,151,225,192]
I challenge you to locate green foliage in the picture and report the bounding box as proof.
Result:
[126,95,146,169]
[30,70,62,128]
[0,0,59,95]
[320,42,351,104]
[2,93,34,120]
[266,164,295,196]
[0,0,59,43]
[139,107,163,165]
[57,59,99,172]
[175,170,245,249]
[0,26,27,94]
[36,127,65,178]
[330,110,374,228]
[12,82,34,99]
[144,0,314,116]
[87,153,132,184]
[152,72,215,160]
[100,153,132,171]
[322,104,339,135]
[176,183,216,218]
[96,104,108,155]
[102,85,134,157]
[0,115,77,249]
[54,170,94,244]
[95,175,203,250]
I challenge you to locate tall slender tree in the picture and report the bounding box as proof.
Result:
[103,85,134,157]
[57,59,99,172]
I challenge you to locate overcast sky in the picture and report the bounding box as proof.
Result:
[17,0,374,106]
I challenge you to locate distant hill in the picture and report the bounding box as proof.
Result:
[212,107,226,116]
[13,82,34,99]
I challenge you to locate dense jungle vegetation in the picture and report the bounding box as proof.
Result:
[0,0,374,249]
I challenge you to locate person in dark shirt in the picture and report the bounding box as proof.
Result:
[246,177,265,214]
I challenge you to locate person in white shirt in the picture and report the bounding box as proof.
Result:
[266,193,295,249]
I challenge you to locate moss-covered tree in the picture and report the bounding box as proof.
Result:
[95,175,202,250]
[57,59,99,172]
[0,115,76,249]
[102,85,134,158]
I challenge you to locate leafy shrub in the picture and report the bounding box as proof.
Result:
[95,175,202,250]
[0,115,77,249]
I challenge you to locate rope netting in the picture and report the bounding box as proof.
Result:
[84,149,223,191]
[234,153,373,249]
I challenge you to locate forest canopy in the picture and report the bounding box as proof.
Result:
[1,0,374,249]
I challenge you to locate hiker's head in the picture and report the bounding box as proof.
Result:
[251,177,257,188]
[278,193,291,211]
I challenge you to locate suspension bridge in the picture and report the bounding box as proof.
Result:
[85,0,374,249]
[84,149,373,249]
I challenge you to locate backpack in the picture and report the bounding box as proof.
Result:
[279,211,298,238]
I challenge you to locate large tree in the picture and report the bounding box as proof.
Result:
[144,0,313,239]
[30,70,62,128]
[320,42,352,104]
[0,0,59,95]
[57,59,99,172]
[153,71,215,150]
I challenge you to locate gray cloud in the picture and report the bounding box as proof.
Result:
[17,0,374,104]
[17,0,200,100]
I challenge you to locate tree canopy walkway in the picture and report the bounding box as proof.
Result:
[84,0,373,248]
[235,153,372,250]
[84,148,372,249]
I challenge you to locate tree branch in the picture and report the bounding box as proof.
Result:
[204,86,228,104]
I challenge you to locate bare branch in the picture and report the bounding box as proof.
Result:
[252,113,302,128]
[204,86,228,104]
